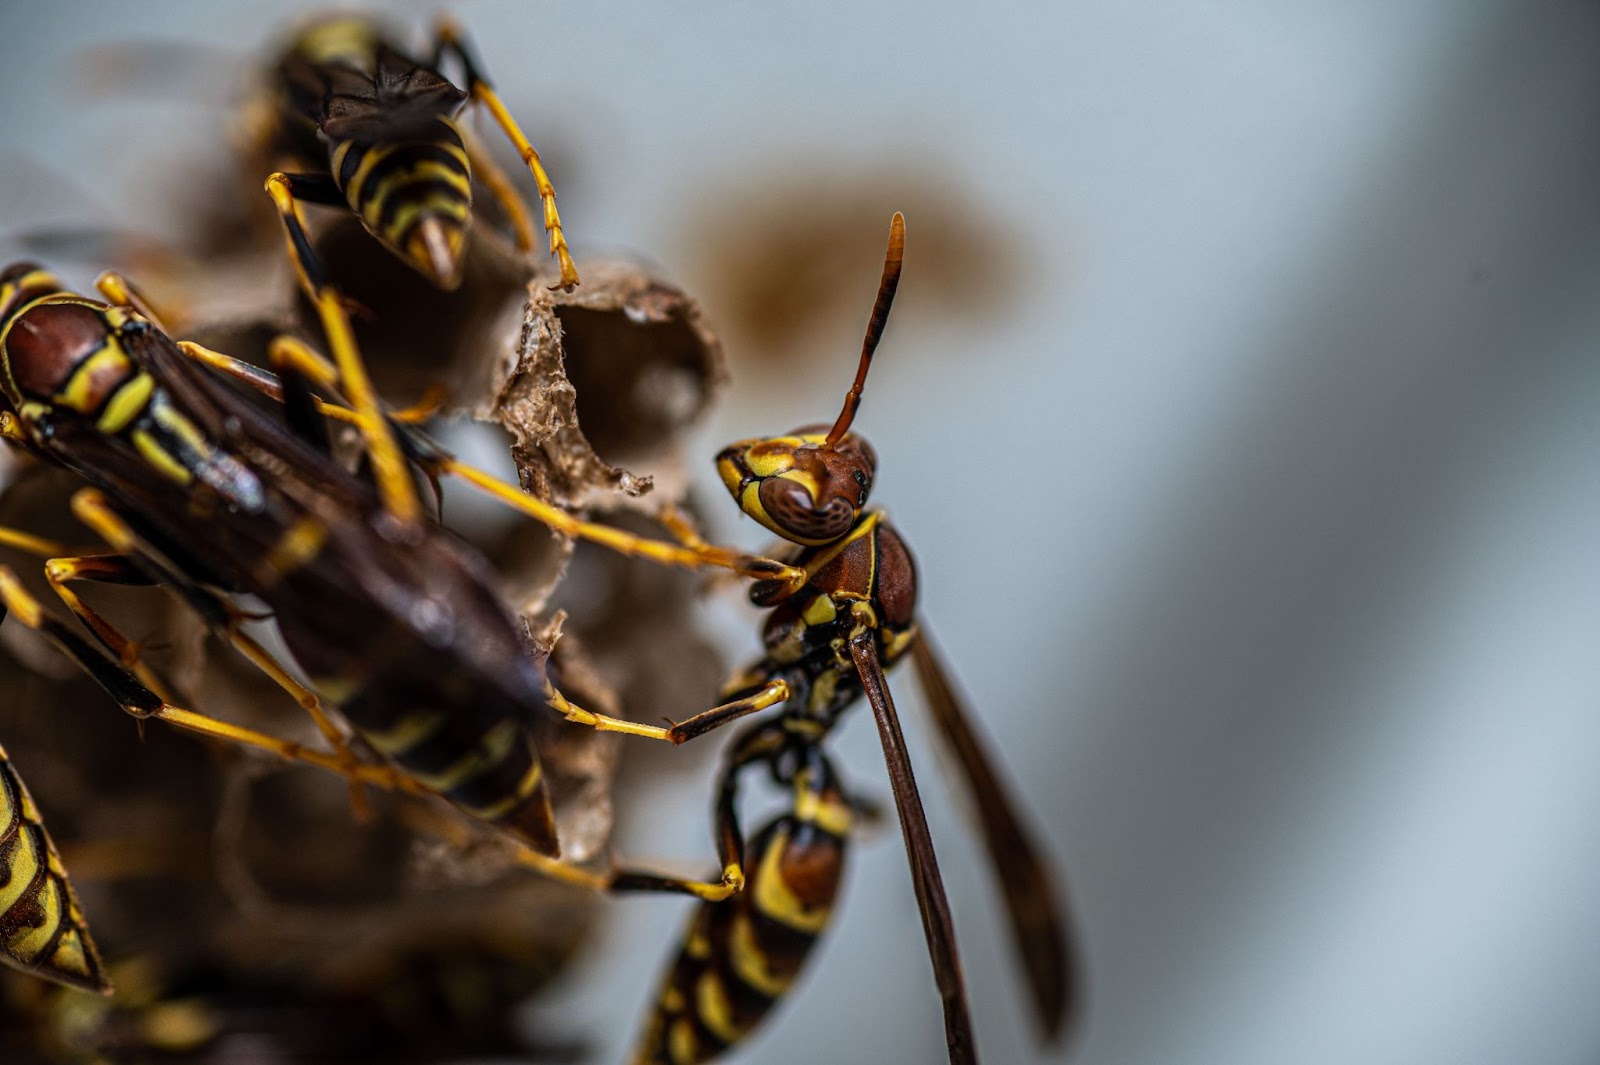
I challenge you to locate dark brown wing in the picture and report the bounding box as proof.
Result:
[277,43,466,144]
[324,47,466,143]
[848,632,979,1065]
[911,628,1076,1040]
[119,323,377,514]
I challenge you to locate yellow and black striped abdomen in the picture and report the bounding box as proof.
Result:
[631,779,850,1065]
[0,745,110,994]
[330,123,473,289]
[335,687,559,857]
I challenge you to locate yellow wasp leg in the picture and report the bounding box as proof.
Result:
[0,526,81,559]
[435,16,579,290]
[0,566,407,793]
[656,504,712,550]
[224,626,379,820]
[459,123,537,253]
[608,863,746,903]
[265,171,422,524]
[440,459,807,586]
[42,555,180,704]
[63,491,383,816]
[174,345,803,588]
[175,340,444,425]
[547,676,790,747]
[5,556,741,900]
[93,270,177,334]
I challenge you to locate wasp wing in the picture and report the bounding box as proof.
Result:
[911,627,1075,1039]
[848,631,978,1065]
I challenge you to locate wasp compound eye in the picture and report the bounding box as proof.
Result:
[758,475,855,542]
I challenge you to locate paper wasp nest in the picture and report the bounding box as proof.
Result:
[0,222,728,1061]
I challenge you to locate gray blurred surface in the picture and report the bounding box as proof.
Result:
[5,3,1600,1064]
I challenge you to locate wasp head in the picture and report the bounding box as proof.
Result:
[713,213,904,546]
[717,427,877,545]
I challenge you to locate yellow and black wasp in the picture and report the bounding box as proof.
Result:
[0,744,108,995]
[0,251,809,994]
[260,14,578,292]
[548,215,1075,1064]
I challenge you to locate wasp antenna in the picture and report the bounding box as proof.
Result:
[825,211,905,447]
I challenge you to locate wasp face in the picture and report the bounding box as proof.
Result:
[717,424,877,546]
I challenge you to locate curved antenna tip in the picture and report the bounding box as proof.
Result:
[824,214,907,446]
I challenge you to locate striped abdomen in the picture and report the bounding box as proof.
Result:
[329,123,473,289]
[0,745,110,994]
[631,771,850,1064]
[338,689,559,857]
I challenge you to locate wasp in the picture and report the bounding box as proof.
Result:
[0,743,109,995]
[260,14,578,292]
[0,255,807,994]
[547,215,1074,1064]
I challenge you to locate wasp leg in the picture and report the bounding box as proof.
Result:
[547,677,789,747]
[459,123,536,254]
[265,171,423,524]
[63,491,386,816]
[433,16,579,290]
[656,505,791,596]
[174,340,443,426]
[41,554,178,704]
[92,269,178,334]
[167,341,805,584]
[437,458,807,586]
[604,729,782,903]
[0,565,406,792]
[0,526,82,560]
[261,333,342,454]
[260,337,447,506]
[655,504,712,550]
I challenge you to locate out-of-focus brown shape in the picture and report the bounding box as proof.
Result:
[680,164,1027,363]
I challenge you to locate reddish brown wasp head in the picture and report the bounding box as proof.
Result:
[717,428,878,545]
[716,213,903,545]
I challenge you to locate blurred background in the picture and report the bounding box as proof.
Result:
[5,2,1600,1063]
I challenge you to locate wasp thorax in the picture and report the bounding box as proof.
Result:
[0,264,65,341]
[1,300,122,410]
[716,426,877,546]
